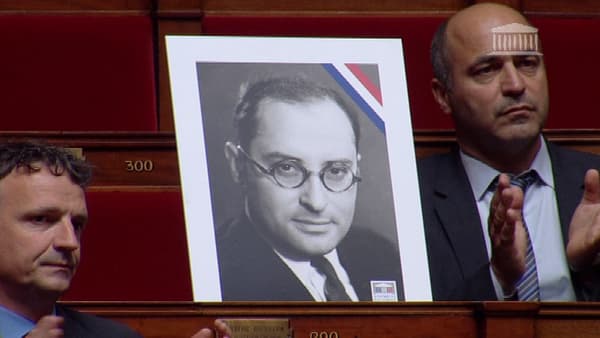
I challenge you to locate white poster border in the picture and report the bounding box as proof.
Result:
[166,36,431,301]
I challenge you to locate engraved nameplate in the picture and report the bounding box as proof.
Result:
[221,318,291,338]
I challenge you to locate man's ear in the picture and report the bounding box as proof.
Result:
[431,78,452,115]
[224,141,245,184]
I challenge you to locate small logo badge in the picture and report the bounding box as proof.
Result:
[370,281,398,301]
[489,23,542,56]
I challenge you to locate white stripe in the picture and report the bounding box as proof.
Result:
[332,62,384,119]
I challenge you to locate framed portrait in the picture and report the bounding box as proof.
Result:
[166,36,431,301]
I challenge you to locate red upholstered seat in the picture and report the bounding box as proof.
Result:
[531,17,600,129]
[0,15,157,131]
[62,191,191,301]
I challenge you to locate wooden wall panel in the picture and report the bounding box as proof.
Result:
[61,302,600,338]
[523,0,600,15]
[200,0,468,13]
[151,0,600,16]
[85,148,179,187]
[416,129,600,158]
[474,0,521,10]
[3,130,600,190]
[68,302,481,338]
[157,0,202,12]
[0,0,152,12]
[0,132,179,188]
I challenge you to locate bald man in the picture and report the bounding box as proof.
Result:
[419,2,600,301]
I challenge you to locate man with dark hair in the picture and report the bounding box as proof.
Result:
[0,140,142,337]
[420,3,600,301]
[0,140,227,337]
[217,76,403,301]
[232,77,361,151]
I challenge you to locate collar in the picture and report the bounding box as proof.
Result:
[274,248,342,278]
[0,305,36,338]
[460,136,555,201]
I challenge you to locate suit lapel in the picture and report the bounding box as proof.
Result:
[547,142,585,244]
[337,230,373,301]
[219,217,315,300]
[56,305,86,337]
[432,151,491,281]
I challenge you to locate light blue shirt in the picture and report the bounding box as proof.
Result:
[0,305,36,338]
[461,137,576,301]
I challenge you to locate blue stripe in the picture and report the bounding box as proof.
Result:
[321,63,386,134]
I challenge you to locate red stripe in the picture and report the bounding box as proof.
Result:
[345,63,383,105]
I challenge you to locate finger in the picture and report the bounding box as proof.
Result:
[493,185,525,244]
[34,315,64,330]
[190,328,215,338]
[493,184,520,232]
[582,169,600,204]
[215,319,233,337]
[26,315,64,338]
[499,217,515,242]
[489,194,502,236]
[502,184,523,210]
[489,176,511,235]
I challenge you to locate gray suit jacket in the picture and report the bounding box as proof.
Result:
[418,141,600,301]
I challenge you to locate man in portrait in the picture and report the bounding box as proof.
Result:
[215,76,404,301]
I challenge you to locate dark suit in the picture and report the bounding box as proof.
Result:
[58,305,142,338]
[418,141,600,301]
[216,214,404,301]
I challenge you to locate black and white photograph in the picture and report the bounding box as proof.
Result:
[166,36,430,301]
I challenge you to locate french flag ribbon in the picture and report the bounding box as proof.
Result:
[322,63,385,134]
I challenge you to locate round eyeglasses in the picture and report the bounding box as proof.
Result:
[237,145,361,192]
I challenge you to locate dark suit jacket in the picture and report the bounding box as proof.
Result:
[216,214,404,301]
[418,141,600,301]
[58,305,142,338]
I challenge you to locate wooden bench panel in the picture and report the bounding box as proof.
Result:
[2,130,600,189]
[60,301,600,338]
[65,302,480,338]
[0,132,179,187]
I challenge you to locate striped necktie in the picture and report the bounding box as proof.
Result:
[310,256,352,301]
[510,170,540,301]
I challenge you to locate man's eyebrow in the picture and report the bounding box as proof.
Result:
[23,207,88,219]
[261,151,302,163]
[324,159,354,166]
[262,152,355,166]
[23,206,63,215]
[470,55,499,67]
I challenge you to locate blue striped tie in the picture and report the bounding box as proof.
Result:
[510,171,540,301]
